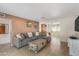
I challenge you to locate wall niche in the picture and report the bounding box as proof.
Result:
[0,23,9,34]
[0,23,5,34]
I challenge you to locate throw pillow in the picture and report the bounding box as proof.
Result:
[16,34,22,39]
[27,32,33,37]
[47,33,49,37]
[35,32,39,36]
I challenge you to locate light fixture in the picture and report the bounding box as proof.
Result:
[0,12,7,17]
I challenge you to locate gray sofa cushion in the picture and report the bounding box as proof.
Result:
[30,36,36,40]
[27,32,37,40]
[14,32,51,48]
[21,38,30,46]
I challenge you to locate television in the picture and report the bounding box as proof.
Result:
[75,16,79,32]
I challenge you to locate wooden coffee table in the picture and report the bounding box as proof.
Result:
[28,39,47,53]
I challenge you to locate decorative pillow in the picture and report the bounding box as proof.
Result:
[16,34,22,39]
[16,33,25,39]
[46,33,49,37]
[27,32,33,37]
[35,32,39,36]
[32,32,35,36]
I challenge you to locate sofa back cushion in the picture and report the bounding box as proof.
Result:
[27,32,33,37]
[32,32,35,37]
[23,33,29,38]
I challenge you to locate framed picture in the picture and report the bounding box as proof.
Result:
[27,21,32,28]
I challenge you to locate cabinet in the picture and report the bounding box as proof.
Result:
[68,38,79,56]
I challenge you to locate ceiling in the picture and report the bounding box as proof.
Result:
[0,3,79,20]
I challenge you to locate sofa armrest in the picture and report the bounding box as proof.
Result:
[13,37,22,48]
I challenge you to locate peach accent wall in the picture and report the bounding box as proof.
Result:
[0,15,39,40]
[8,15,39,38]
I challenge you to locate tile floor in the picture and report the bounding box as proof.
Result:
[0,41,69,56]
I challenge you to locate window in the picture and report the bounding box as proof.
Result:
[52,22,60,32]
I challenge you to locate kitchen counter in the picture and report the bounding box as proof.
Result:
[68,37,79,56]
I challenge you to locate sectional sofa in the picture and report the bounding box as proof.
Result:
[13,32,51,48]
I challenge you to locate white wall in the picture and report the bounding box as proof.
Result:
[45,16,77,42]
[0,18,12,44]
